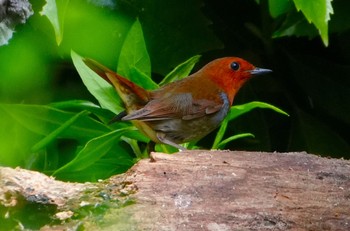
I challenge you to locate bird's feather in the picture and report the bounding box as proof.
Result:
[122,92,224,121]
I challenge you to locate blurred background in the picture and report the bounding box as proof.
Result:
[0,0,349,164]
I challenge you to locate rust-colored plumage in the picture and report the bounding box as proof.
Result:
[84,57,272,150]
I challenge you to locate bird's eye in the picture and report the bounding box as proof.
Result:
[230,62,240,71]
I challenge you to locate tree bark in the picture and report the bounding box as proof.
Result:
[1,151,350,230]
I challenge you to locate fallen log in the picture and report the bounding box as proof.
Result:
[1,151,350,230]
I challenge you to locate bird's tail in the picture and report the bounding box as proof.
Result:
[83,58,150,112]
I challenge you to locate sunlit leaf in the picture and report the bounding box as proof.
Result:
[118,19,153,89]
[40,0,70,45]
[293,0,333,46]
[71,51,124,114]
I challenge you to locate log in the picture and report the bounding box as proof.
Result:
[1,151,350,230]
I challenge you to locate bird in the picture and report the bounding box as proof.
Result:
[84,57,272,151]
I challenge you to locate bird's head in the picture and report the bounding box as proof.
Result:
[200,57,272,104]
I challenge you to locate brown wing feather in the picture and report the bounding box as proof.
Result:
[122,93,223,121]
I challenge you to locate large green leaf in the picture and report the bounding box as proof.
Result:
[270,0,334,46]
[71,51,124,114]
[117,19,157,90]
[40,0,70,45]
[293,0,333,46]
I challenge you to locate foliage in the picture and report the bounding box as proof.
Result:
[212,101,288,149]
[268,0,333,46]
[0,0,350,185]
[40,0,69,45]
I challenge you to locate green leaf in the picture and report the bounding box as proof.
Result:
[269,0,292,18]
[117,1,223,75]
[31,110,90,152]
[50,100,100,109]
[272,10,319,39]
[155,143,179,154]
[40,0,70,45]
[71,51,124,114]
[123,129,150,143]
[53,149,134,182]
[50,100,115,124]
[0,104,115,169]
[53,128,131,177]
[118,19,153,88]
[160,55,201,86]
[0,109,42,167]
[121,137,143,159]
[0,104,110,142]
[54,152,134,182]
[213,101,289,149]
[228,101,289,121]
[129,66,158,90]
[216,133,255,149]
[292,0,333,46]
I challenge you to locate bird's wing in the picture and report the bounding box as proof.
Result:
[122,93,225,121]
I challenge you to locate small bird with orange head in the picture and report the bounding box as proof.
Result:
[84,57,272,150]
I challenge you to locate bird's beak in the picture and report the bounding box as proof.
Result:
[249,67,273,75]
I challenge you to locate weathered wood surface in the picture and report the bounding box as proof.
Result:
[1,151,350,230]
[114,151,350,231]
